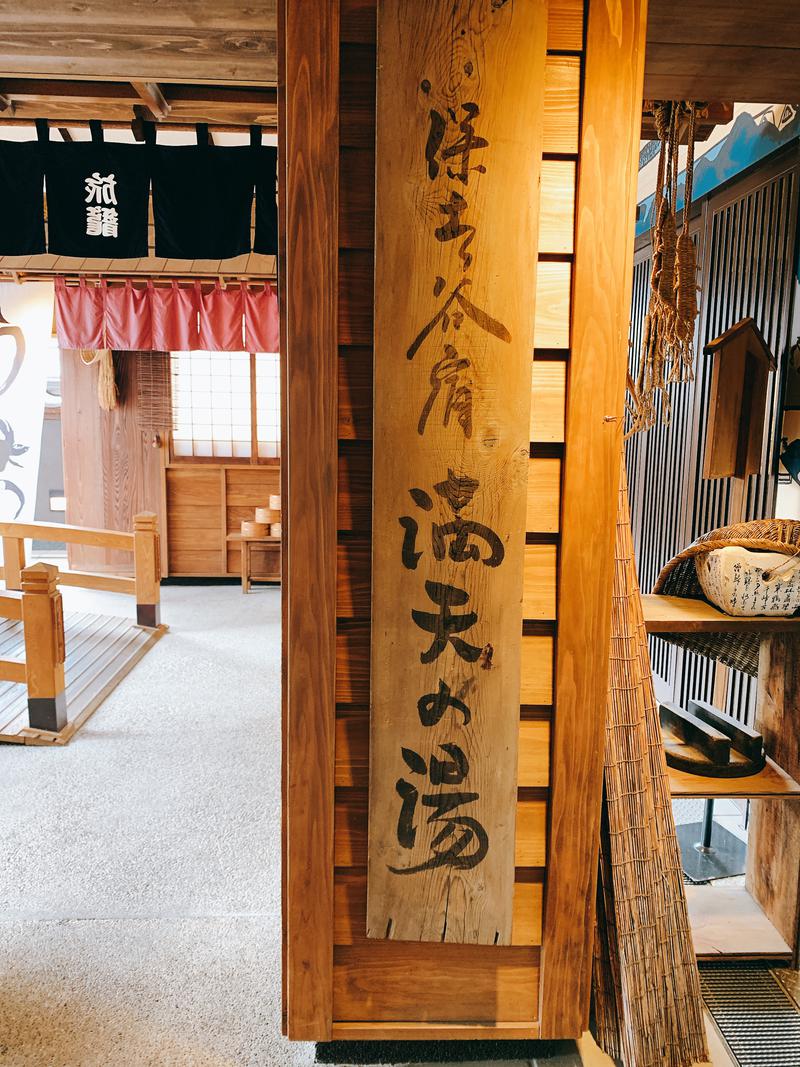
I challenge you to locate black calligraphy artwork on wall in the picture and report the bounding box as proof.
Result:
[369,0,547,945]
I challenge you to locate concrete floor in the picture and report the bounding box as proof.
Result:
[0,583,311,1067]
[0,583,729,1067]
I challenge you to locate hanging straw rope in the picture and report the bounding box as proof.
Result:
[80,349,118,411]
[627,103,700,439]
[672,103,698,380]
[592,459,708,1067]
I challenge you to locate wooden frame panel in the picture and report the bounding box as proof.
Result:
[280,0,340,1040]
[539,0,649,1039]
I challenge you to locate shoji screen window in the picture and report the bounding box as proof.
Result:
[170,351,280,461]
[255,352,280,459]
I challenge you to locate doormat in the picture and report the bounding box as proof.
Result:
[676,820,747,882]
[315,1039,577,1064]
[700,961,800,1067]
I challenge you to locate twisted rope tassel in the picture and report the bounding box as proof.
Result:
[80,348,118,411]
[672,103,698,384]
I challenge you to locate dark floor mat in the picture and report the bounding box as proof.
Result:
[676,820,747,882]
[700,962,800,1067]
[315,1038,578,1064]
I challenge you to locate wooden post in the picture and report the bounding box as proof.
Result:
[21,563,67,733]
[539,0,649,1039]
[133,512,161,627]
[3,535,26,591]
[747,632,800,965]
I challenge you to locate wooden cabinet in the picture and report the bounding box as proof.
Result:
[164,463,280,578]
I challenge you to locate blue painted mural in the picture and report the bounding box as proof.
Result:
[635,104,800,240]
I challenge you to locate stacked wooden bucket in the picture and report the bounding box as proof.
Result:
[241,495,282,538]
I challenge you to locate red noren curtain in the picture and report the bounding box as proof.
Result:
[54,277,279,352]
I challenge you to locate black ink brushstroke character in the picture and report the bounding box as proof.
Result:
[390,744,489,874]
[0,313,26,396]
[399,486,504,570]
[418,679,471,727]
[0,419,28,519]
[417,345,473,438]
[434,191,475,270]
[407,278,510,361]
[411,579,482,663]
[425,101,488,186]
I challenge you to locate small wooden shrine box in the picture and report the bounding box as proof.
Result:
[703,317,776,480]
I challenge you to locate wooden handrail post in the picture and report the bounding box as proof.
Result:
[133,512,161,627]
[21,563,67,732]
[2,535,26,590]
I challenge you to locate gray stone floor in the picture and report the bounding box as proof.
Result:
[0,583,313,1067]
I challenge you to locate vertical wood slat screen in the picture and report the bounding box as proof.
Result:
[626,152,800,724]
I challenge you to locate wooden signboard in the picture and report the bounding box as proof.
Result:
[369,0,547,945]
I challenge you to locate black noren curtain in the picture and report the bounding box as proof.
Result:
[0,141,46,255]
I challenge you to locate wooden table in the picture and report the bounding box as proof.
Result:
[226,533,281,593]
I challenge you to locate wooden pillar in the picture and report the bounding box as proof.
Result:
[133,512,161,627]
[279,0,339,1041]
[21,562,67,733]
[3,535,26,591]
[747,633,800,965]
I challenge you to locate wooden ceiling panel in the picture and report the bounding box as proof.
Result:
[0,29,276,85]
[645,0,800,100]
[0,1,798,111]
[0,1,277,85]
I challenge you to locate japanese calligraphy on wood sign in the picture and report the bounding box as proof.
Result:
[368,0,547,945]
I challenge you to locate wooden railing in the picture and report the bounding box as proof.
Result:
[0,511,160,627]
[0,513,161,734]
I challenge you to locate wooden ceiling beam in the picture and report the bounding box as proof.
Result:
[0,117,277,135]
[131,81,171,121]
[0,77,139,103]
[0,77,277,130]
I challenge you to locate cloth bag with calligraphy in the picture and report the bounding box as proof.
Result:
[41,120,151,259]
[152,125,259,260]
[0,140,46,255]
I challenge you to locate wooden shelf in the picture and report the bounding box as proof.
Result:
[686,884,793,960]
[225,533,281,543]
[643,594,800,634]
[669,755,800,799]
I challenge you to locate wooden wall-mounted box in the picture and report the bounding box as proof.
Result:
[703,317,776,480]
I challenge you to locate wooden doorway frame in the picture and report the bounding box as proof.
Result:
[279,0,340,1041]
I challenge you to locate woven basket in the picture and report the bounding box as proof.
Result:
[652,519,800,676]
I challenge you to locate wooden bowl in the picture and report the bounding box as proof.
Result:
[270,522,282,538]
[269,494,282,512]
[241,520,270,537]
[255,507,275,524]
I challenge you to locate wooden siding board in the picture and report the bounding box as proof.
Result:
[538,0,648,1040]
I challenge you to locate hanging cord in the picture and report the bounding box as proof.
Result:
[627,102,702,439]
[628,102,674,437]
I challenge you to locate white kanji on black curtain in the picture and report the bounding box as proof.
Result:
[41,119,150,259]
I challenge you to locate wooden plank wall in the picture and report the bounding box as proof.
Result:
[60,349,165,574]
[165,464,280,576]
[332,0,582,1036]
